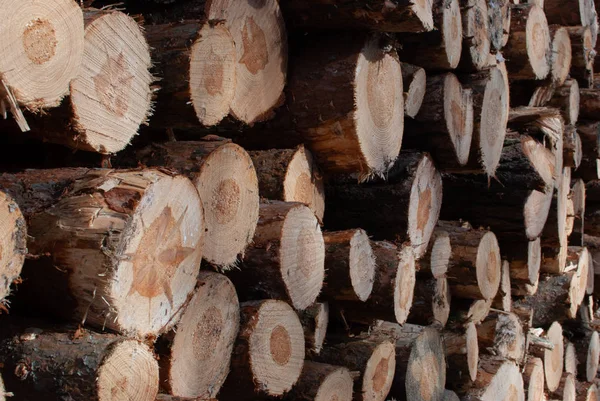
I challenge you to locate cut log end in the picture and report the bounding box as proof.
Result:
[528,238,542,292]
[106,172,204,337]
[472,361,525,401]
[478,65,510,176]
[524,357,545,401]
[189,23,236,127]
[406,327,446,401]
[361,341,396,401]
[286,362,353,401]
[206,0,287,124]
[466,322,480,382]
[404,65,427,118]
[355,37,405,179]
[464,0,492,70]
[476,231,502,300]
[550,27,572,85]
[280,204,325,310]
[586,331,600,382]
[444,0,463,68]
[162,272,239,398]
[0,0,84,110]
[429,230,452,278]
[71,10,153,154]
[525,189,554,240]
[545,322,565,392]
[408,155,443,258]
[195,143,259,268]
[97,340,160,401]
[349,229,376,302]
[433,277,452,327]
[284,146,325,222]
[0,190,26,302]
[242,300,305,396]
[444,73,474,166]
[565,342,577,375]
[496,260,512,312]
[526,6,551,79]
[394,246,417,325]
[299,302,329,355]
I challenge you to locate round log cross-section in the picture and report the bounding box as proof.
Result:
[206,0,287,124]
[404,327,447,401]
[157,272,240,398]
[523,357,545,401]
[463,360,525,401]
[13,169,204,338]
[0,190,26,303]
[549,27,573,85]
[231,201,325,310]
[402,63,427,118]
[132,139,260,269]
[283,362,353,401]
[218,300,305,399]
[0,0,84,111]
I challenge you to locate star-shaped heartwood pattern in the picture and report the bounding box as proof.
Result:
[126,206,195,307]
[93,52,135,117]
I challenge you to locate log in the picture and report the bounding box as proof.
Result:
[283,362,353,401]
[544,0,593,26]
[566,26,595,87]
[505,238,542,296]
[577,121,600,161]
[547,79,580,126]
[460,64,511,176]
[398,0,463,69]
[541,167,572,274]
[0,0,84,118]
[408,276,452,327]
[570,179,586,247]
[281,0,434,32]
[123,138,260,268]
[402,63,427,118]
[2,168,204,338]
[156,272,239,398]
[205,0,287,124]
[503,4,551,80]
[523,357,545,401]
[228,201,325,311]
[442,390,460,401]
[532,322,565,392]
[574,157,600,181]
[283,32,404,179]
[461,358,525,401]
[566,341,578,375]
[549,27,573,86]
[450,298,493,325]
[313,338,396,401]
[445,322,479,386]
[0,326,159,401]
[438,221,501,300]
[144,21,236,128]
[371,323,446,401]
[220,300,305,399]
[417,226,452,278]
[298,302,329,356]
[488,0,511,51]
[493,260,512,312]
[0,190,26,303]
[325,152,443,259]
[572,329,600,382]
[322,229,376,302]
[547,373,577,400]
[248,145,325,222]
[341,242,416,325]
[441,173,554,243]
[585,182,600,237]
[576,383,599,401]
[579,89,600,119]
[477,312,526,362]
[408,73,474,168]
[564,126,584,168]
[21,9,153,154]
[459,0,492,71]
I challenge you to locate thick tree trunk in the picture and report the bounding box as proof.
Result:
[3,168,204,338]
[438,221,501,300]
[220,300,305,400]
[156,272,239,398]
[298,302,329,356]
[128,138,259,268]
[322,229,376,302]
[402,63,427,118]
[313,337,397,401]
[283,362,353,401]
[407,276,451,327]
[398,0,463,69]
[249,146,325,222]
[282,32,404,179]
[325,152,442,259]
[503,4,551,80]
[145,21,236,128]
[461,358,525,401]
[340,242,415,325]
[0,325,159,401]
[228,201,324,311]
[281,0,434,32]
[407,73,474,168]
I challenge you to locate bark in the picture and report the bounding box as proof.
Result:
[407,277,451,327]
[228,201,324,311]
[444,323,479,388]
[298,302,329,356]
[579,89,600,120]
[566,26,595,87]
[547,79,580,126]
[577,121,600,160]
[461,358,525,400]
[488,0,511,51]
[545,0,589,25]
[0,190,26,303]
[283,362,353,401]
[564,126,583,168]
[458,0,492,71]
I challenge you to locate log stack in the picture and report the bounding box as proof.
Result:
[0,0,598,400]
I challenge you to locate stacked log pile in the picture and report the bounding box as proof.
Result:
[0,0,599,400]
